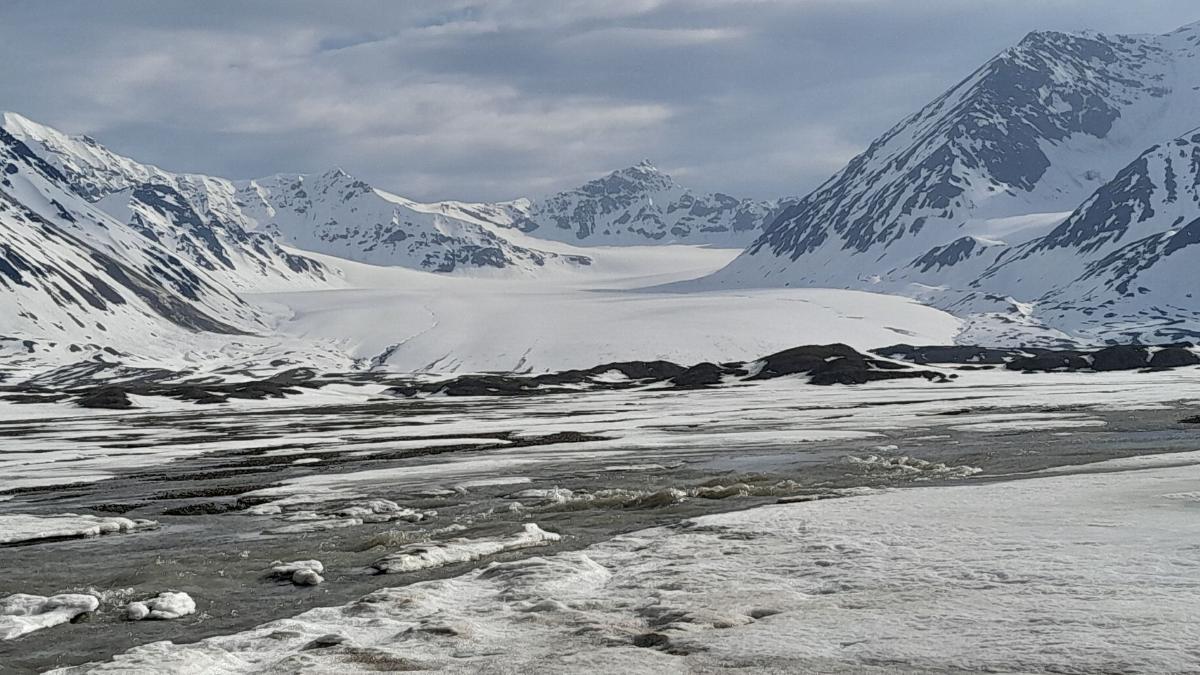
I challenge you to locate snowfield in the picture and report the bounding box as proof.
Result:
[54,452,1200,673]
[252,245,961,373]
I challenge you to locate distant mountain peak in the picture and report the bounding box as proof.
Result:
[319,166,351,181]
[496,161,785,246]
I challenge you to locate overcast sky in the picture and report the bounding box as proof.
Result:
[2,1,1197,201]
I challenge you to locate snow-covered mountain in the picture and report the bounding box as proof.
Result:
[2,113,336,292]
[712,22,1200,285]
[236,170,590,273]
[3,113,584,276]
[967,128,1200,343]
[504,161,785,246]
[0,124,270,352]
[700,20,1200,343]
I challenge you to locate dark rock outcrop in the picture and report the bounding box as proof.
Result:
[1150,347,1200,369]
[670,363,727,389]
[874,344,1031,365]
[1006,352,1091,372]
[385,343,948,399]
[76,387,133,409]
[1089,345,1151,371]
[750,344,949,385]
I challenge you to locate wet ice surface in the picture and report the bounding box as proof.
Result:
[1,369,1200,672]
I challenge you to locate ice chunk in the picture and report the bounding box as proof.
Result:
[0,514,156,545]
[1,593,99,640]
[292,569,324,586]
[270,559,324,577]
[255,499,433,534]
[264,518,362,535]
[124,602,149,621]
[508,488,576,505]
[373,523,561,574]
[270,560,325,586]
[335,499,428,523]
[844,454,982,480]
[125,592,195,621]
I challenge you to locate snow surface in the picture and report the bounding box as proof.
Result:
[251,246,960,373]
[56,450,1200,672]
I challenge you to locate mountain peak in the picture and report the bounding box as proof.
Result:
[605,160,672,188]
[318,166,352,182]
[1,111,69,144]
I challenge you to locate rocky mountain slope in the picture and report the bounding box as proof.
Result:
[0,124,269,354]
[3,113,335,292]
[503,161,785,246]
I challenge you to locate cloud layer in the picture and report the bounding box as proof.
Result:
[2,1,1196,201]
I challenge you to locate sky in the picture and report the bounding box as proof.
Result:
[1,1,1197,202]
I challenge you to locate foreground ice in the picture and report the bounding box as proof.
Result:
[0,514,157,545]
[4,366,1196,498]
[1,593,99,640]
[57,456,1200,673]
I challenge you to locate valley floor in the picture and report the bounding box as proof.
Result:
[2,367,1199,673]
